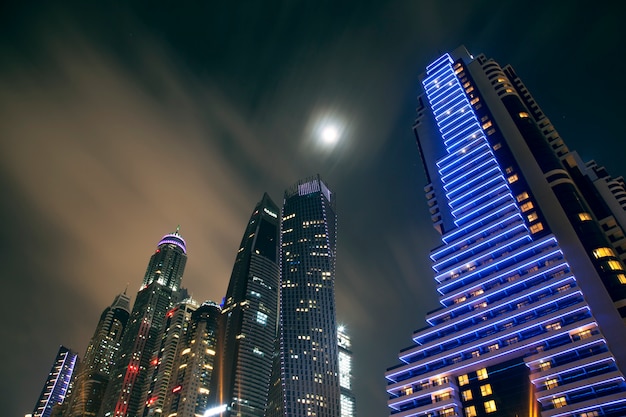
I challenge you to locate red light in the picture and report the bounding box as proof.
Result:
[151,358,159,366]
[155,249,160,253]
[172,385,182,393]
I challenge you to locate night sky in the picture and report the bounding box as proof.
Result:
[1,2,625,416]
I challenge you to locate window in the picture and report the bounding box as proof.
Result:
[580,411,599,417]
[484,399,497,413]
[441,408,455,417]
[593,247,616,259]
[470,97,480,105]
[403,386,413,396]
[482,121,493,129]
[527,212,539,222]
[539,361,551,371]
[520,201,534,212]
[480,384,492,396]
[465,406,477,417]
[462,389,473,401]
[578,212,592,221]
[505,166,514,174]
[545,378,558,389]
[471,350,480,358]
[518,111,530,118]
[577,329,592,339]
[516,192,529,202]
[507,174,519,183]
[618,274,626,284]
[552,396,567,408]
[530,223,544,234]
[487,344,499,352]
[477,368,488,380]
[546,322,561,331]
[606,260,623,271]
[458,374,469,386]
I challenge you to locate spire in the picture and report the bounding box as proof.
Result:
[175,225,180,235]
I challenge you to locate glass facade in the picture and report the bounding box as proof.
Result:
[33,345,78,417]
[386,48,626,417]
[276,176,341,417]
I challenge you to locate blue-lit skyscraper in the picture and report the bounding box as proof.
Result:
[33,345,79,417]
[272,176,341,417]
[386,47,626,417]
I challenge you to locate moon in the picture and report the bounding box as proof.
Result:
[321,125,340,145]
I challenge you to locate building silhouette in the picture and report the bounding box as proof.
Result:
[33,345,79,417]
[66,292,131,417]
[271,176,341,417]
[99,228,187,417]
[209,193,280,417]
[163,301,221,417]
[386,47,626,416]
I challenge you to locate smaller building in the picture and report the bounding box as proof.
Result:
[33,345,79,417]
[337,326,356,417]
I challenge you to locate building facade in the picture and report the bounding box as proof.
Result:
[209,193,280,417]
[99,229,187,417]
[163,301,221,417]
[337,326,355,417]
[142,298,199,417]
[386,47,626,417]
[273,176,341,417]
[66,292,131,417]
[33,345,79,417]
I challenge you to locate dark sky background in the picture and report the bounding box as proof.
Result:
[1,1,625,416]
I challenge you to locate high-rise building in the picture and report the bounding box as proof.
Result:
[66,291,131,417]
[386,47,626,417]
[209,193,280,417]
[272,176,341,417]
[142,298,199,417]
[99,229,187,417]
[163,301,221,417]
[337,326,355,417]
[33,345,79,417]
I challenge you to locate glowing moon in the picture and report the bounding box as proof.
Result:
[321,125,339,144]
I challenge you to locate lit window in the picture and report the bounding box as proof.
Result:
[578,212,592,221]
[471,350,480,358]
[464,406,477,417]
[520,201,534,212]
[480,384,492,396]
[518,111,530,118]
[493,142,501,150]
[403,386,413,395]
[505,88,514,93]
[458,374,469,386]
[530,223,544,234]
[507,174,519,183]
[462,389,473,401]
[580,411,600,417]
[487,344,499,352]
[477,368,488,380]
[516,192,529,202]
[441,408,455,417]
[505,166,514,174]
[577,329,592,339]
[593,247,616,259]
[527,212,539,222]
[466,86,475,93]
[484,399,497,413]
[256,311,268,326]
[539,361,551,371]
[482,121,493,129]
[606,260,623,271]
[552,396,567,408]
[617,274,626,284]
[545,322,561,331]
[454,296,467,304]
[545,378,558,389]
[470,97,480,105]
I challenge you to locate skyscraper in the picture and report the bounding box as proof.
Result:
[143,297,199,417]
[337,326,355,417]
[66,292,131,417]
[33,345,79,417]
[99,229,187,417]
[273,176,341,417]
[210,193,280,417]
[163,301,221,417]
[386,47,626,416]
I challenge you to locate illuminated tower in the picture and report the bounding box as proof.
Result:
[275,176,341,417]
[337,326,355,417]
[142,298,199,417]
[99,229,187,417]
[33,345,79,417]
[209,193,280,417]
[66,292,131,417]
[163,301,221,417]
[386,47,626,417]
